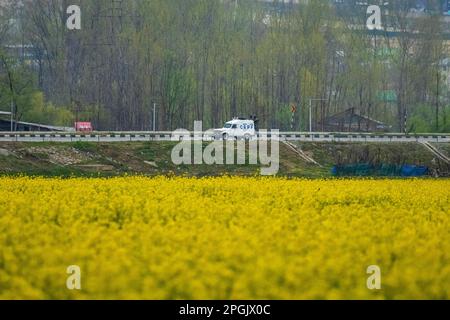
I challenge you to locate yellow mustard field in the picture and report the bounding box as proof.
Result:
[0,177,449,300]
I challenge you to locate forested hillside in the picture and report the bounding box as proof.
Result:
[0,0,449,132]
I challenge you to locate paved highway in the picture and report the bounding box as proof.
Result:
[0,132,449,143]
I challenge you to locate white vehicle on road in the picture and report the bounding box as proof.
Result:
[214,118,257,140]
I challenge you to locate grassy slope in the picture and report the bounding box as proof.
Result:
[0,141,448,177]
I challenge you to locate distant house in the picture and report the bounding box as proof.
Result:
[318,108,391,133]
[3,44,40,65]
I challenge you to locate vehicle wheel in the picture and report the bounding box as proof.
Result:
[222,133,229,140]
[244,134,251,141]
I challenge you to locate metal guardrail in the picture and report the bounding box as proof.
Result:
[0,132,449,143]
[274,132,450,143]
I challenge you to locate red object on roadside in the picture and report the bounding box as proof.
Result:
[75,122,93,132]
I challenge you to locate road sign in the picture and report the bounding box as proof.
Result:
[291,105,297,113]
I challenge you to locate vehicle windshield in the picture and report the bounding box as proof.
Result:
[223,123,232,129]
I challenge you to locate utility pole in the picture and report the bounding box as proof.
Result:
[153,102,157,132]
[308,98,327,133]
[10,99,13,132]
[436,69,440,132]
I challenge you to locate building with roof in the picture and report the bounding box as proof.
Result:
[318,108,391,132]
[0,111,73,132]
